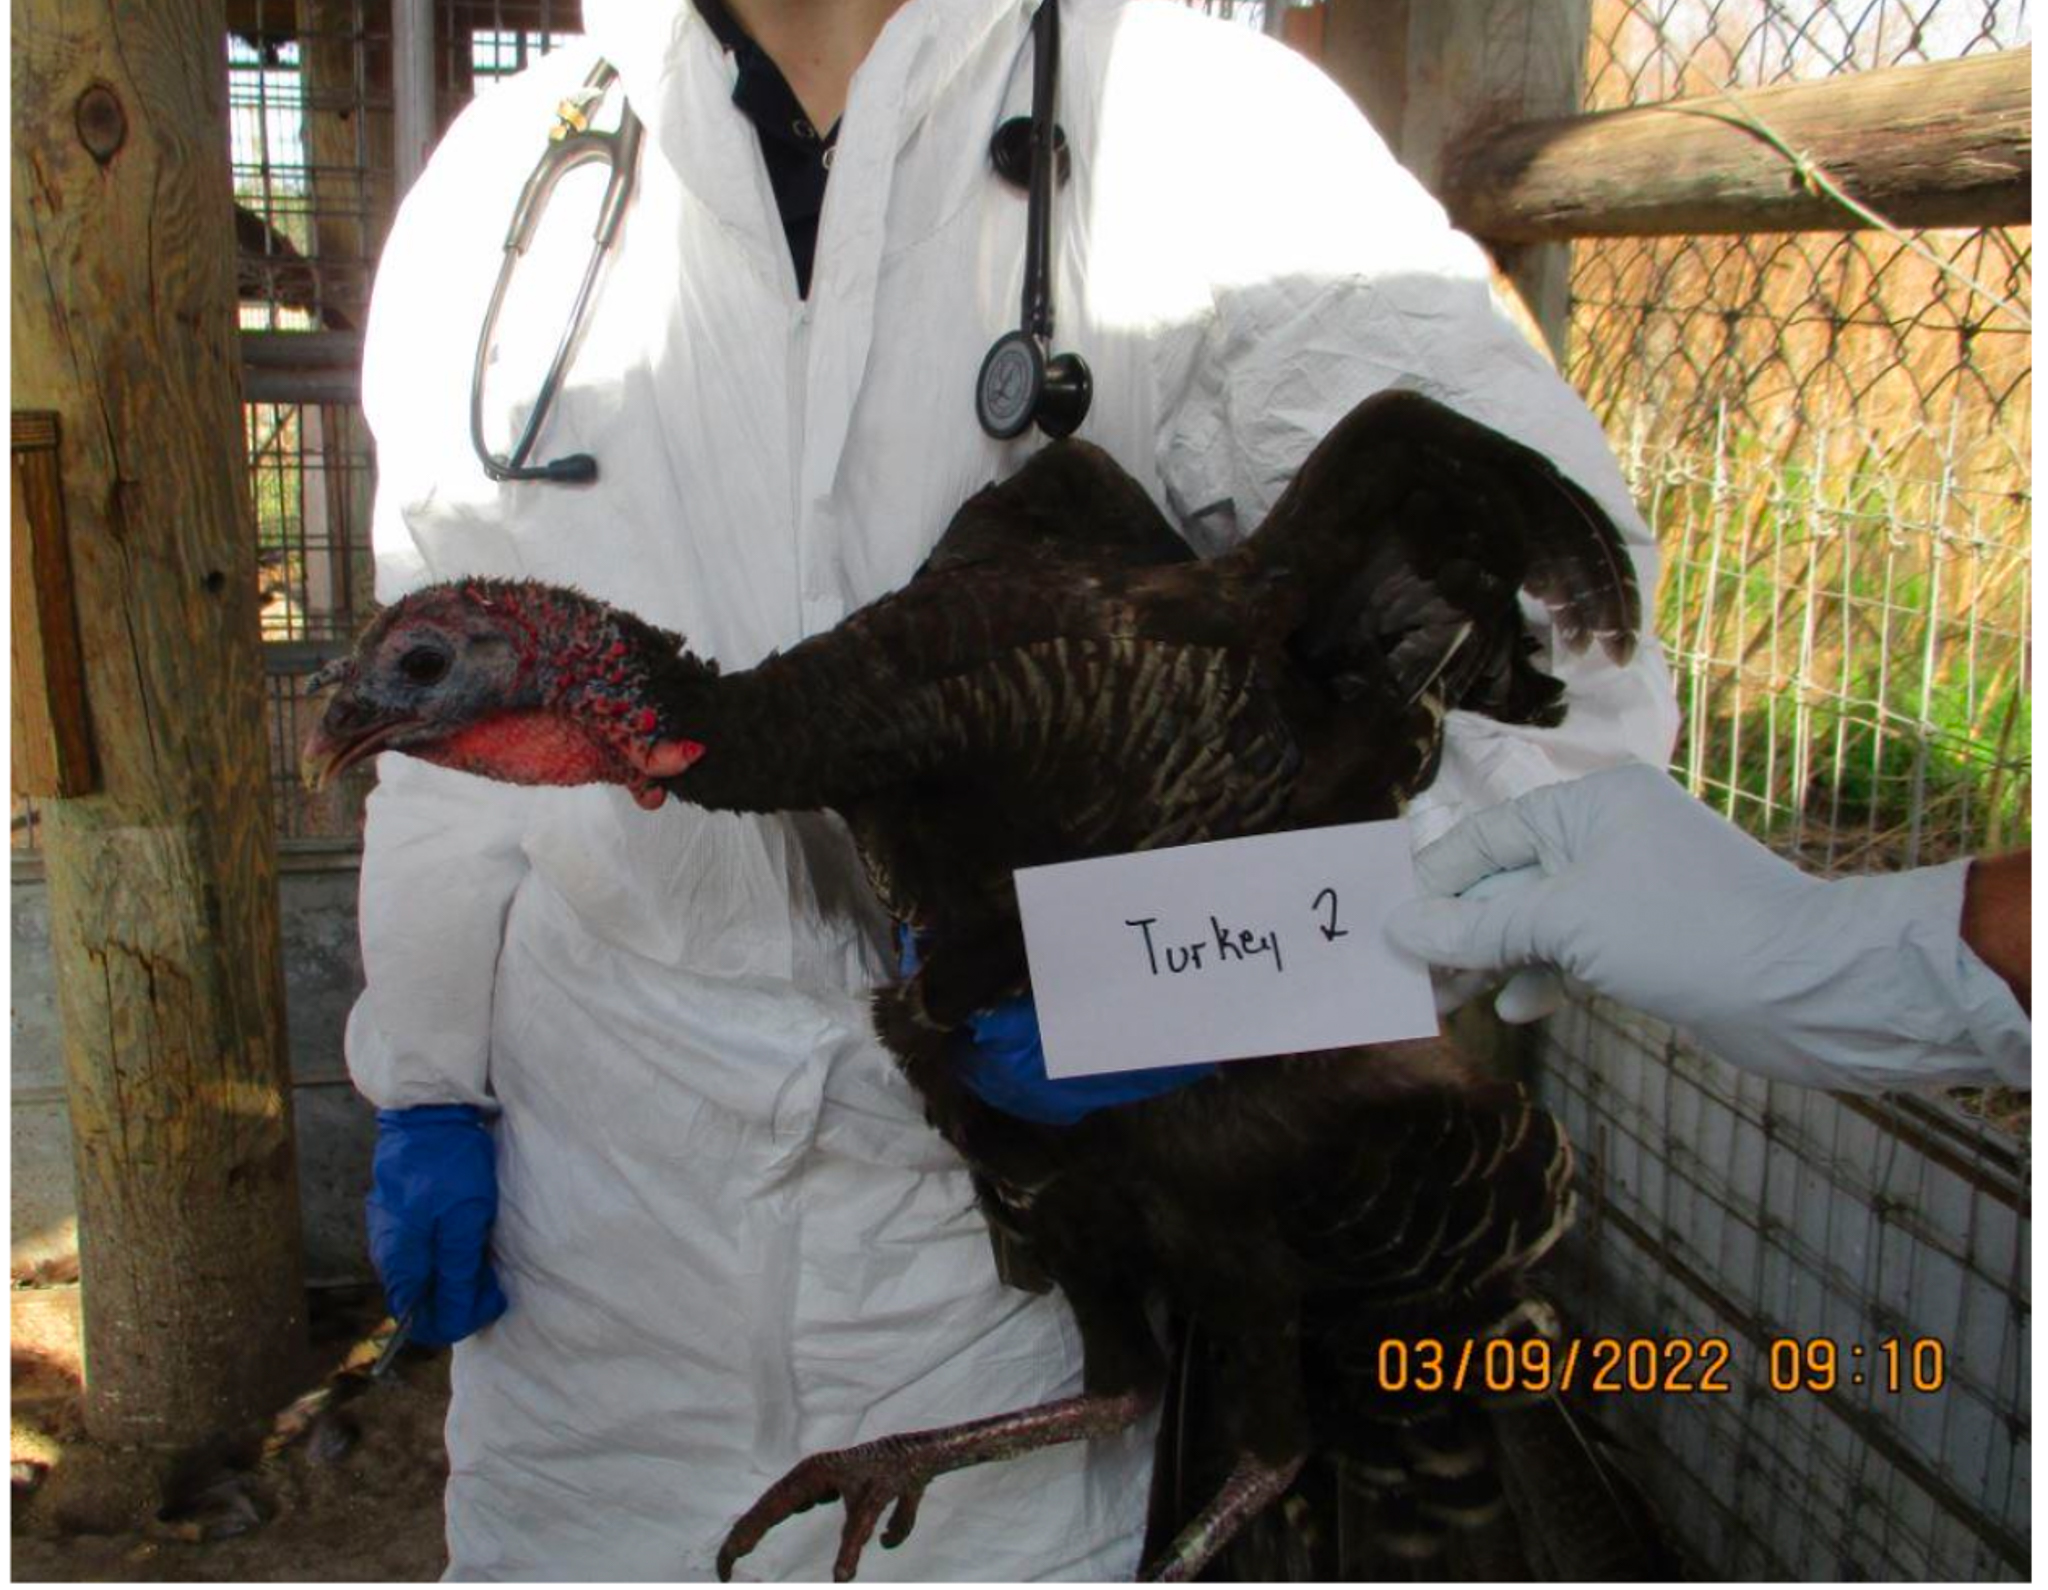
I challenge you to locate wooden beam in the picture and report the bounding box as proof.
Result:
[12,414,98,798]
[241,329,365,368]
[240,330,363,404]
[1318,0,1592,365]
[12,0,306,1448]
[1442,46,2031,242]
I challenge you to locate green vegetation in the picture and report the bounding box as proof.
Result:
[1637,425,2030,870]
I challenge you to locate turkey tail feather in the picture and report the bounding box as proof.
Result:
[1490,1392,1681,1580]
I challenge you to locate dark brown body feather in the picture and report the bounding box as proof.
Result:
[676,393,1632,1024]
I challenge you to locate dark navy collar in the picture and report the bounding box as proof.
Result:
[693,0,837,296]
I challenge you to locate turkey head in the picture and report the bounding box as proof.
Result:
[301,581,711,809]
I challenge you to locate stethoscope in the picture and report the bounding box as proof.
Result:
[470,62,641,484]
[469,0,1090,487]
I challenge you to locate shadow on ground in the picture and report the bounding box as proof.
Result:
[11,1282,449,1582]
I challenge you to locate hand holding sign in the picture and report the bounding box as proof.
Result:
[1014,820,1439,1079]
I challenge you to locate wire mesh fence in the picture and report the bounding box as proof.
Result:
[228,4,387,336]
[1572,0,2032,871]
[1537,3,2032,1580]
[230,3,393,838]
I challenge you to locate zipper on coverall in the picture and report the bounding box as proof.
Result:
[786,300,812,642]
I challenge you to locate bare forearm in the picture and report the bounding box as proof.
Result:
[1962,850,2030,1014]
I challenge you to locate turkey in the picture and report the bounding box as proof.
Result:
[305,390,1665,1581]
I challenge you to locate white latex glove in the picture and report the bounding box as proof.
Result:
[1387,764,2029,1091]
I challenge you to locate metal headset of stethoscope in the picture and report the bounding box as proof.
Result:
[469,0,1090,486]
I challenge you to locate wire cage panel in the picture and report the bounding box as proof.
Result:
[245,400,377,647]
[437,1,585,129]
[229,4,394,844]
[229,1,392,334]
[1537,999,2029,1580]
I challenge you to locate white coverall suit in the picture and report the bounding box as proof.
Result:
[348,0,1681,1578]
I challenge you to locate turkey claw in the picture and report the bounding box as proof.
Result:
[718,1446,929,1583]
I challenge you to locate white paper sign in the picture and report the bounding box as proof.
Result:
[1014,820,1440,1078]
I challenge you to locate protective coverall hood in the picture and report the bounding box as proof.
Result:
[350,0,1677,1577]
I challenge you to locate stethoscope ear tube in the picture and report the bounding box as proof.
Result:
[1019,0,1061,345]
[472,65,639,485]
[472,228,611,484]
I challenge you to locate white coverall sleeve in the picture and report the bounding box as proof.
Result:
[341,112,546,1113]
[344,754,532,1111]
[1148,30,1678,808]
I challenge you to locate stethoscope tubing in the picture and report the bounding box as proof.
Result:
[1021,0,1060,344]
[470,1,1082,485]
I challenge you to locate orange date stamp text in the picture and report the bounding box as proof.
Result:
[1372,1335,1952,1397]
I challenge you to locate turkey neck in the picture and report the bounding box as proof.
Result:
[504,580,950,817]
[650,636,954,818]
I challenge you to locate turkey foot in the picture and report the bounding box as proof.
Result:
[1141,1449,1307,1582]
[717,1388,1152,1583]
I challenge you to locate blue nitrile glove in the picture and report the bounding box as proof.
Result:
[364,1104,508,1347]
[898,928,1216,1125]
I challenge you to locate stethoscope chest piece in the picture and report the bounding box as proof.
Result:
[977,331,1091,441]
[976,0,1092,443]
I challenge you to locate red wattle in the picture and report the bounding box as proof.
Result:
[425,712,629,788]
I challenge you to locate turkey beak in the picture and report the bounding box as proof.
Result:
[301,669,400,789]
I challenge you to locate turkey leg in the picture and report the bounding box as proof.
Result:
[716,1387,1155,1582]
[1140,1448,1307,1581]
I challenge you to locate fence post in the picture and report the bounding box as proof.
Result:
[1319,0,1592,361]
[11,0,307,1448]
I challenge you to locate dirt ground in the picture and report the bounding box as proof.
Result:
[11,1273,451,1582]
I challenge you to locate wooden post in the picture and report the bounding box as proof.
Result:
[1441,47,2032,241]
[1319,0,1593,363]
[12,0,306,1447]
[394,0,438,192]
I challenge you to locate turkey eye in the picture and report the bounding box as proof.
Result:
[398,647,450,686]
